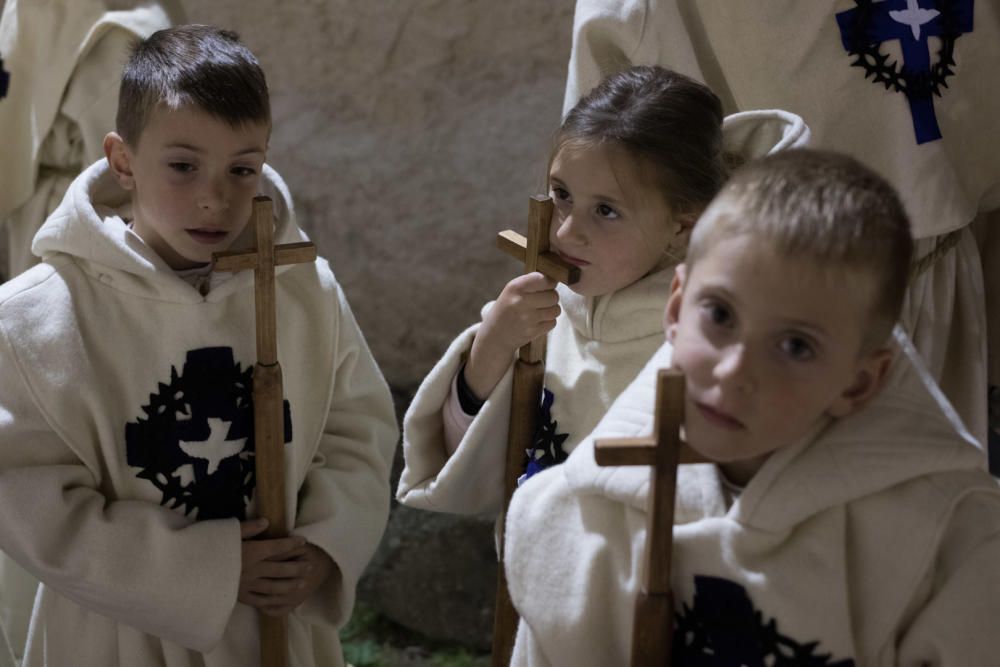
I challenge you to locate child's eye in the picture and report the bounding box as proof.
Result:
[231,166,258,177]
[551,187,571,202]
[779,336,816,361]
[595,203,620,220]
[700,300,733,328]
[168,162,195,173]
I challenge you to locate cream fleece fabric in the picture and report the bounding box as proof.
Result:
[0,625,12,667]
[396,110,809,517]
[561,0,998,448]
[562,0,1000,241]
[0,0,184,278]
[506,330,1000,665]
[0,160,399,666]
[0,5,183,649]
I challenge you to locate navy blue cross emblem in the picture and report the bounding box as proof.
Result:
[836,0,974,144]
[0,55,10,100]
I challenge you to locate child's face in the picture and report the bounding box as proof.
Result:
[105,104,269,269]
[548,143,681,297]
[664,233,891,483]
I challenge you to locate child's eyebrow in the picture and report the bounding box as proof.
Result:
[693,282,735,300]
[694,284,829,337]
[593,192,624,205]
[232,146,266,157]
[548,175,624,206]
[777,317,830,340]
[163,143,265,157]
[164,142,204,153]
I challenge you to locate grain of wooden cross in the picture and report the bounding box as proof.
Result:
[594,368,706,666]
[490,195,580,666]
[212,195,316,667]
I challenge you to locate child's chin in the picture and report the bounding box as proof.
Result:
[187,250,216,263]
[173,248,218,268]
[565,281,605,298]
[687,445,737,464]
[684,430,746,463]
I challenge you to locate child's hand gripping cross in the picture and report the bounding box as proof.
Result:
[238,519,336,617]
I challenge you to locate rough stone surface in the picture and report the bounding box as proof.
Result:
[360,502,498,650]
[178,0,577,647]
[363,391,500,648]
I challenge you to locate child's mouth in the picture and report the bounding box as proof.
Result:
[555,250,590,267]
[695,402,746,430]
[186,229,229,245]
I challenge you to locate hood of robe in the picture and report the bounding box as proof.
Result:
[0,0,186,218]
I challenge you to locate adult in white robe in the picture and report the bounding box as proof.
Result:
[0,1,184,656]
[561,0,1000,459]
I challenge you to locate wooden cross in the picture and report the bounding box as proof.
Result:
[212,195,316,667]
[594,369,706,666]
[490,194,580,666]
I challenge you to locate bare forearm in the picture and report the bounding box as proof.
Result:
[463,335,515,401]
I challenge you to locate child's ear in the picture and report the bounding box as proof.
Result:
[827,347,894,418]
[103,132,135,190]
[663,263,687,342]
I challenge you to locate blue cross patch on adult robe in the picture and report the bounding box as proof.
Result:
[836,0,975,144]
[0,55,10,99]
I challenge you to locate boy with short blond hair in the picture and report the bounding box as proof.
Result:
[686,149,912,340]
[505,149,1000,665]
[0,25,397,667]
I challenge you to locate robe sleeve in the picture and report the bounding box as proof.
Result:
[895,490,1000,664]
[504,465,642,666]
[395,304,516,517]
[0,622,13,667]
[0,320,243,653]
[59,26,138,167]
[565,0,716,113]
[442,373,476,456]
[505,343,675,665]
[291,282,398,628]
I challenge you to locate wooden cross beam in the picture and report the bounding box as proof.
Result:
[594,369,706,667]
[212,195,316,667]
[490,195,580,666]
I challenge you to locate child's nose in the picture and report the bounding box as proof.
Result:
[553,209,586,245]
[199,177,231,212]
[714,344,755,394]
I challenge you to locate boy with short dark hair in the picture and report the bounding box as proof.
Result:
[504,149,1000,665]
[0,25,397,667]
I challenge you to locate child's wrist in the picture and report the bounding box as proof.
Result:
[464,340,510,400]
[456,363,487,415]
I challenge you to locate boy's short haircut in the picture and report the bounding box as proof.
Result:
[116,24,270,147]
[688,149,914,351]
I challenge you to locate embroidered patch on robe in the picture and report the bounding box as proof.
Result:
[125,347,292,520]
[836,0,974,144]
[517,388,569,485]
[673,575,855,666]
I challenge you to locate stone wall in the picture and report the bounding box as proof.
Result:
[179,0,577,647]
[180,0,575,395]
